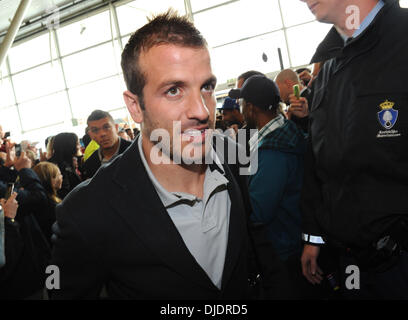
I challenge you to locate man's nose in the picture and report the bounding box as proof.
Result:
[187,91,210,122]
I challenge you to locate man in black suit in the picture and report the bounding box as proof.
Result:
[82,110,132,180]
[50,10,286,300]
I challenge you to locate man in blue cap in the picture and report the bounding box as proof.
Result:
[218,97,244,132]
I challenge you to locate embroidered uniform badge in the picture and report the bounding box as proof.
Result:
[377,100,398,130]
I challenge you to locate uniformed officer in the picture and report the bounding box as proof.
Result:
[298,0,408,299]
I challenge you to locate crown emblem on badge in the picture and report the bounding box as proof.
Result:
[379,100,395,110]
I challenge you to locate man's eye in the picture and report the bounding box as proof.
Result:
[202,83,215,92]
[166,87,180,97]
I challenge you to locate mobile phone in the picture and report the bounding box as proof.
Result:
[293,84,300,99]
[15,144,22,157]
[5,183,14,200]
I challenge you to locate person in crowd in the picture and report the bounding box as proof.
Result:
[118,127,131,141]
[0,125,6,153]
[32,161,62,242]
[82,110,132,180]
[125,126,135,140]
[229,75,322,299]
[25,149,38,168]
[133,127,140,138]
[50,10,284,300]
[231,70,266,154]
[0,145,51,299]
[275,69,304,106]
[0,193,23,285]
[44,136,55,161]
[49,132,82,199]
[299,0,408,299]
[236,70,264,90]
[217,98,244,135]
[275,69,310,134]
[295,67,312,87]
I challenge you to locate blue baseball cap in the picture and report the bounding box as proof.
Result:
[218,97,240,111]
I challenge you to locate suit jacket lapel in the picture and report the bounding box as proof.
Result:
[109,139,219,292]
[219,161,247,290]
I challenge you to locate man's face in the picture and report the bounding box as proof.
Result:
[241,100,256,129]
[276,81,291,105]
[221,109,235,122]
[126,44,217,164]
[301,0,346,24]
[88,117,119,150]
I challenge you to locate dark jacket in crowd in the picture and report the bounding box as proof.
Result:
[301,0,408,248]
[50,136,290,299]
[81,137,132,180]
[0,168,52,299]
[249,119,306,261]
[0,220,24,284]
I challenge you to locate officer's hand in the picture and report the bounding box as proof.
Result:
[1,192,19,219]
[301,244,323,284]
[288,95,309,119]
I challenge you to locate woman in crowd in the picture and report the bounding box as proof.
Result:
[32,161,62,242]
[49,132,82,199]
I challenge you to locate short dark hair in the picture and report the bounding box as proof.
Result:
[87,110,114,124]
[121,10,207,109]
[51,132,78,166]
[238,70,264,83]
[295,67,311,74]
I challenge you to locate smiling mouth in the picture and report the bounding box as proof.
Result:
[181,128,210,144]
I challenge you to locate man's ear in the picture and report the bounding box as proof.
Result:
[284,79,293,89]
[115,123,119,133]
[123,90,143,124]
[88,127,96,141]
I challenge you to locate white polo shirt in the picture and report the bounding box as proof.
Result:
[138,135,231,289]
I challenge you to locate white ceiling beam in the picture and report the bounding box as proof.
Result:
[0,0,32,71]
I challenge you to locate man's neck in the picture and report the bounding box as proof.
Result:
[335,0,380,37]
[101,138,120,161]
[257,112,278,131]
[142,136,206,199]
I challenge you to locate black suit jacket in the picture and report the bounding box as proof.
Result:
[82,138,132,180]
[50,136,250,299]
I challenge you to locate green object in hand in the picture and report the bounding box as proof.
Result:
[293,84,300,99]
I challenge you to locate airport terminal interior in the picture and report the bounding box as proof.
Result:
[1,0,408,302]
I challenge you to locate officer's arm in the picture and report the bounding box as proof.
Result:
[300,137,325,245]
